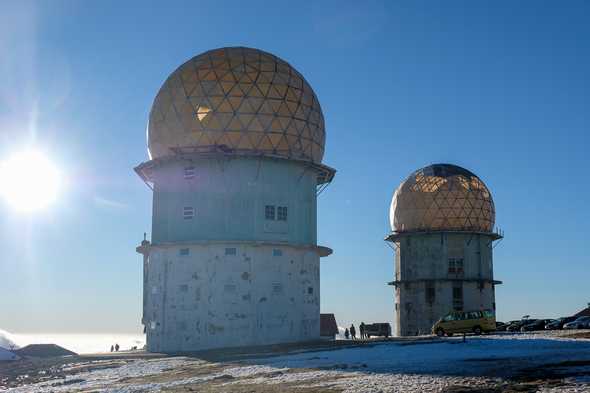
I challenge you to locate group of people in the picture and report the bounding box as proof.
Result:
[110,343,120,352]
[344,322,369,340]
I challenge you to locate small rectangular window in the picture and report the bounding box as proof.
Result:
[272,249,283,257]
[425,282,435,304]
[150,321,156,330]
[225,247,237,256]
[224,284,236,293]
[179,284,188,293]
[456,258,464,273]
[184,166,195,179]
[448,258,456,273]
[307,287,313,295]
[179,248,190,256]
[183,207,195,219]
[265,205,275,220]
[277,206,288,221]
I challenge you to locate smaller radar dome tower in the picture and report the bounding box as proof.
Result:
[386,164,502,336]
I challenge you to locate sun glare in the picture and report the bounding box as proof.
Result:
[0,150,61,212]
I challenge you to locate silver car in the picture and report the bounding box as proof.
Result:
[563,316,590,329]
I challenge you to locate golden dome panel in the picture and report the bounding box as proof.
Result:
[390,164,495,233]
[148,47,325,163]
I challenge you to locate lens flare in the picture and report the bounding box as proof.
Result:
[0,150,60,212]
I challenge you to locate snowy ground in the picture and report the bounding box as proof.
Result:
[3,331,590,392]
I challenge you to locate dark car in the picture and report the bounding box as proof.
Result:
[507,319,533,332]
[495,321,508,331]
[521,319,553,332]
[545,317,577,330]
[365,323,392,338]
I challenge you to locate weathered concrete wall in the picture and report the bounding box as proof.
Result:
[393,232,497,336]
[145,243,320,352]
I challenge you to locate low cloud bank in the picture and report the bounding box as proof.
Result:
[0,329,19,350]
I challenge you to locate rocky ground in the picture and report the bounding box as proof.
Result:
[2,331,590,393]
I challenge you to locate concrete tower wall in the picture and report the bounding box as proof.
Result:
[145,243,319,352]
[393,232,497,336]
[143,156,323,351]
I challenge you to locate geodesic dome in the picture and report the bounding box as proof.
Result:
[390,164,495,233]
[147,47,325,163]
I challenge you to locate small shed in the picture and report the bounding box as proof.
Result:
[320,313,338,340]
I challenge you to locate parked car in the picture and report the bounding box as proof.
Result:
[364,323,391,338]
[495,321,508,331]
[545,317,577,330]
[521,319,554,332]
[563,316,590,329]
[506,319,533,332]
[432,310,496,337]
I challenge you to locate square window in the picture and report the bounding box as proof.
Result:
[225,247,237,256]
[265,205,275,220]
[184,166,195,179]
[273,249,283,257]
[277,206,288,221]
[183,207,195,219]
[179,248,190,256]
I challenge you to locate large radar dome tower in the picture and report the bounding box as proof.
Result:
[135,47,335,352]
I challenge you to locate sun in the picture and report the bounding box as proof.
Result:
[0,150,61,212]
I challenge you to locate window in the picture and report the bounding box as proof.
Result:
[425,282,435,304]
[448,258,456,273]
[265,205,275,220]
[452,283,463,311]
[277,206,288,221]
[184,166,195,179]
[224,284,236,293]
[183,207,195,219]
[179,284,188,293]
[448,258,464,274]
[273,249,283,257]
[150,321,156,330]
[179,248,190,256]
[272,283,283,294]
[225,247,237,256]
[307,287,314,295]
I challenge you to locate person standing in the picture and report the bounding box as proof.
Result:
[110,345,114,352]
[360,322,366,339]
[115,343,120,352]
[344,328,349,340]
[350,324,356,340]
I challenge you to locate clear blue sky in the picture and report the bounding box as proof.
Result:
[1,0,589,334]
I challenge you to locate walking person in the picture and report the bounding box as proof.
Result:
[350,324,356,340]
[110,345,114,352]
[115,343,120,352]
[360,322,366,339]
[344,328,349,340]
